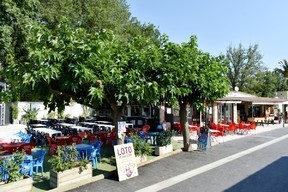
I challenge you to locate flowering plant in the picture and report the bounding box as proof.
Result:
[48,144,89,172]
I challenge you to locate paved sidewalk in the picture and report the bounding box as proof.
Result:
[173,123,285,149]
[68,123,288,192]
[0,123,285,192]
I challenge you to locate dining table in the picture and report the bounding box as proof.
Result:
[30,123,48,128]
[55,136,70,145]
[96,124,115,131]
[33,128,62,137]
[78,122,98,126]
[96,121,113,125]
[2,142,25,154]
[71,125,94,133]
[57,123,76,127]
[75,144,93,159]
[0,134,22,144]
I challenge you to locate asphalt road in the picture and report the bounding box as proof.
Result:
[68,127,288,192]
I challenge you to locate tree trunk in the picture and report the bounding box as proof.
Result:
[179,102,193,152]
[111,106,124,145]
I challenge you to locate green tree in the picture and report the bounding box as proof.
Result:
[159,36,229,151]
[244,70,278,97]
[0,0,39,81]
[38,0,161,44]
[39,0,130,34]
[226,44,263,91]
[5,19,162,143]
[275,59,288,78]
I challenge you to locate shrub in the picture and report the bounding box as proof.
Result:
[156,130,175,146]
[131,135,152,157]
[48,145,89,172]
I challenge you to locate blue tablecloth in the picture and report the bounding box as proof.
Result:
[75,144,93,159]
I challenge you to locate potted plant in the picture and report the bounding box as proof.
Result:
[0,151,33,192]
[131,135,152,164]
[155,130,175,156]
[21,107,39,125]
[49,144,92,189]
[11,103,19,124]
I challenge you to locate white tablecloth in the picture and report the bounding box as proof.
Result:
[34,128,62,137]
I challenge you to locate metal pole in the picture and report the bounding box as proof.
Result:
[283,104,286,127]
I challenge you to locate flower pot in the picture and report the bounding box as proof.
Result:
[135,155,147,164]
[50,164,92,189]
[154,144,173,156]
[0,177,33,192]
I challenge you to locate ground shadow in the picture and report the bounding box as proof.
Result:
[224,156,288,192]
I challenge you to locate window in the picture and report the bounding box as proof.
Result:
[131,105,141,116]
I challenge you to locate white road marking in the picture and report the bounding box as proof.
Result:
[136,133,288,192]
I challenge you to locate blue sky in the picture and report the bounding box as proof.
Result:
[126,0,288,70]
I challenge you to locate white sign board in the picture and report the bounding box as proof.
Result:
[114,143,138,181]
[118,121,126,138]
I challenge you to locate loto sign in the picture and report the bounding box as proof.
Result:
[114,143,138,181]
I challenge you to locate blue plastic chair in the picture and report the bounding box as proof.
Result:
[76,146,98,168]
[0,156,11,181]
[156,124,164,132]
[138,131,146,140]
[124,137,133,143]
[90,148,98,168]
[20,134,32,143]
[90,141,103,162]
[31,150,46,177]
[20,155,34,177]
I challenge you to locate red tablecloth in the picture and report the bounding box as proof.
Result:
[2,142,25,154]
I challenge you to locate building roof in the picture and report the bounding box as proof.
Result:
[217,91,288,105]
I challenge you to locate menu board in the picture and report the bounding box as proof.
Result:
[114,143,138,181]
[117,121,126,138]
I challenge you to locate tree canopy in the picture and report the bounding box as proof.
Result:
[158,36,229,151]
[226,44,263,92]
[0,0,39,81]
[38,0,161,43]
[6,18,162,136]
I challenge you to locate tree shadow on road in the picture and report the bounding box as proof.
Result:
[224,156,288,192]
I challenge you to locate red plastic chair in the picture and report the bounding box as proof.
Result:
[238,122,249,135]
[210,122,217,130]
[173,122,182,133]
[68,135,82,145]
[216,124,224,137]
[227,123,236,135]
[45,135,58,155]
[86,131,97,144]
[19,143,33,154]
[78,132,86,140]
[142,125,150,132]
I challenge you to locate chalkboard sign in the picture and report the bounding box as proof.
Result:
[197,131,211,151]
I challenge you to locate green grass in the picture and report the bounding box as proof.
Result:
[31,139,183,191]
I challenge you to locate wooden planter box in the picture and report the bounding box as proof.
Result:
[50,164,92,189]
[154,144,173,156]
[135,155,147,164]
[0,177,33,192]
